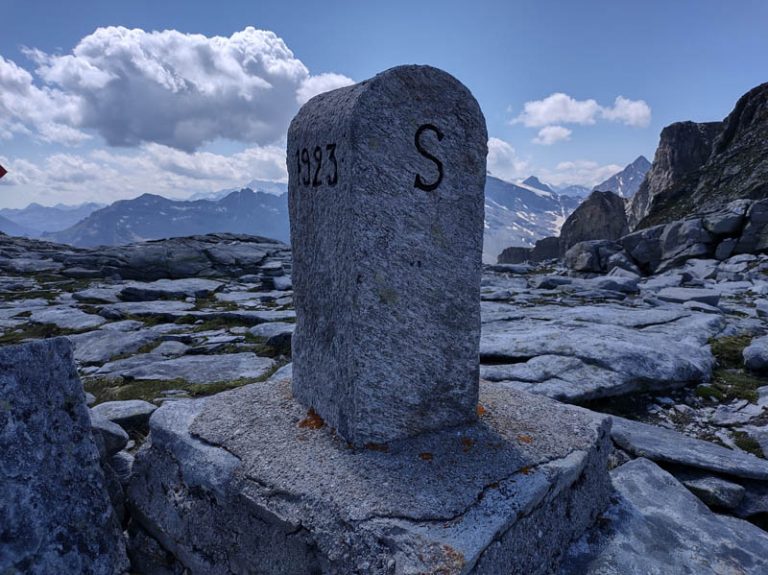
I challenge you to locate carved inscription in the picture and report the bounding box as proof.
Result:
[414,124,444,192]
[295,143,338,187]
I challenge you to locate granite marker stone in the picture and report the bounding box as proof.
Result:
[288,65,487,446]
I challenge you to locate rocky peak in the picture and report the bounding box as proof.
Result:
[593,155,651,198]
[630,82,768,229]
[522,175,554,194]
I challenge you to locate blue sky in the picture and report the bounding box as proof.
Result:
[1,0,766,207]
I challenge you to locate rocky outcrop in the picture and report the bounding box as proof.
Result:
[630,82,768,228]
[531,235,561,261]
[564,198,768,275]
[559,191,629,256]
[0,232,291,281]
[0,339,128,574]
[497,246,532,264]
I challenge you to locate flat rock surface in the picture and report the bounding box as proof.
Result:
[0,338,128,574]
[29,306,106,331]
[560,458,768,575]
[611,416,768,480]
[97,352,275,384]
[480,303,722,402]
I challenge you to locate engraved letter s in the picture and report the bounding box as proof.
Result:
[414,124,444,192]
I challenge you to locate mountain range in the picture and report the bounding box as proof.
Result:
[483,175,581,262]
[0,202,104,236]
[46,189,290,248]
[0,159,649,262]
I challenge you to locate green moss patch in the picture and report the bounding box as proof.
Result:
[709,334,754,369]
[84,361,284,404]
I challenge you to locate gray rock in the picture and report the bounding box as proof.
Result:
[619,224,665,272]
[68,328,160,365]
[496,246,532,264]
[710,401,765,426]
[656,286,721,306]
[480,305,721,402]
[558,191,629,256]
[29,306,106,331]
[249,321,295,353]
[128,378,611,575]
[715,237,739,260]
[98,300,196,320]
[610,416,768,480]
[97,352,275,385]
[109,451,135,487]
[530,235,561,261]
[560,458,768,575]
[288,65,487,446]
[73,286,122,304]
[91,399,157,434]
[682,300,722,314]
[0,338,128,574]
[736,198,768,254]
[89,410,129,459]
[702,199,750,235]
[119,278,224,301]
[563,240,624,274]
[744,335,768,373]
[681,476,746,510]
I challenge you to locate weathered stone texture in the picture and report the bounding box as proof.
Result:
[0,338,128,574]
[288,65,487,445]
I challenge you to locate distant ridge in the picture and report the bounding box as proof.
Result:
[47,189,290,248]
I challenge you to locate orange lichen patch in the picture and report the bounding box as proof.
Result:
[461,437,475,452]
[419,452,434,461]
[365,442,389,452]
[476,404,487,417]
[520,466,533,475]
[298,408,325,430]
[517,434,533,444]
[440,545,466,572]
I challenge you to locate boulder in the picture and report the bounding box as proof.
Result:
[496,246,532,264]
[560,458,768,575]
[619,224,665,273]
[558,191,628,256]
[702,199,751,235]
[0,338,128,574]
[530,235,561,261]
[656,287,721,306]
[736,198,768,254]
[91,400,158,434]
[744,335,768,373]
[564,240,625,274]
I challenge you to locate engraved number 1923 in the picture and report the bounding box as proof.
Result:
[295,143,338,187]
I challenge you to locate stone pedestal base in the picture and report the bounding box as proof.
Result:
[128,378,612,575]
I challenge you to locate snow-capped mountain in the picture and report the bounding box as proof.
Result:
[189,179,287,201]
[592,156,651,198]
[555,184,592,198]
[483,175,581,263]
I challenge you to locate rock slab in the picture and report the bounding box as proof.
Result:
[0,338,128,574]
[128,378,612,575]
[560,458,768,575]
[288,65,488,445]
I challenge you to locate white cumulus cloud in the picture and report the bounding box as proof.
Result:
[512,92,652,136]
[486,137,530,181]
[13,26,352,151]
[532,125,572,145]
[601,96,651,127]
[513,93,601,128]
[0,55,87,145]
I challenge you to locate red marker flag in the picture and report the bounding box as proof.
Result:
[0,164,6,180]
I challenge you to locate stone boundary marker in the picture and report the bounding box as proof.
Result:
[288,64,488,446]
